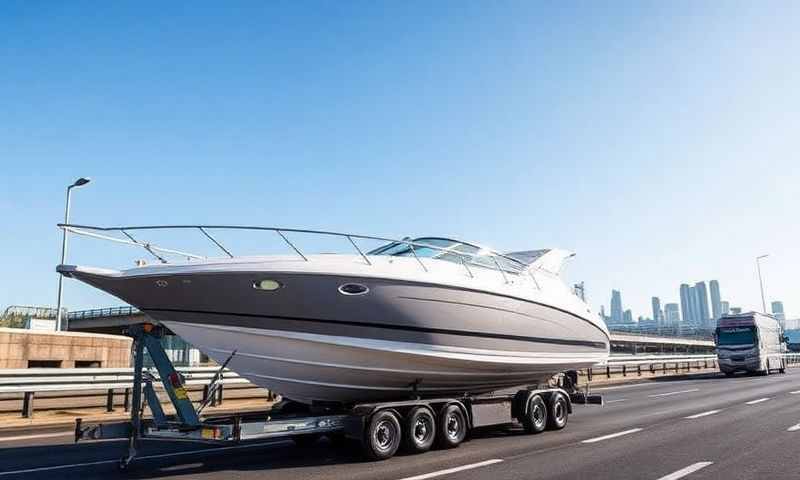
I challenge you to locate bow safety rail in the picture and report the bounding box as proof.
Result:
[57,223,540,287]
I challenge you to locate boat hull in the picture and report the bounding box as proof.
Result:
[63,263,610,404]
[161,319,606,404]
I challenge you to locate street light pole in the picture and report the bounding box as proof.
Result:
[55,177,91,331]
[756,254,769,314]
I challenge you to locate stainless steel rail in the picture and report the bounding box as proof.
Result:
[58,223,531,285]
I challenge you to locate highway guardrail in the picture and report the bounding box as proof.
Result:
[3,354,800,418]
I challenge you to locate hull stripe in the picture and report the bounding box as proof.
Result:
[147,307,608,349]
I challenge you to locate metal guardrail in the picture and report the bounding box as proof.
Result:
[6,354,800,418]
[0,367,264,418]
[585,353,800,381]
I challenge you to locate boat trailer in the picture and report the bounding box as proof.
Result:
[75,323,602,469]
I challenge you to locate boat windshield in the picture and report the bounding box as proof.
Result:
[717,326,757,346]
[369,237,524,274]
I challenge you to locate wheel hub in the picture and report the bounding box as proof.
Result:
[414,418,429,441]
[447,414,460,439]
[375,420,394,450]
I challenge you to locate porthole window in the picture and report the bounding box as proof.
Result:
[338,283,369,296]
[253,279,282,291]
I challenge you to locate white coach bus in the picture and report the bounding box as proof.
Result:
[716,312,786,376]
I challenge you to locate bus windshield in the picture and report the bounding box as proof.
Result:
[717,327,757,346]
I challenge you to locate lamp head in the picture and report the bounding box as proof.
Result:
[72,177,91,187]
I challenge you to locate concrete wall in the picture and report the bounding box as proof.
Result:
[0,328,131,368]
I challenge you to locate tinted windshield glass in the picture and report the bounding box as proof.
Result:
[717,327,756,346]
[369,237,523,273]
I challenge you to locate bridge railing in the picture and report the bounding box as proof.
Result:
[67,306,140,320]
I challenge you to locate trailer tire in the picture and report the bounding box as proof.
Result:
[402,406,436,454]
[521,394,547,434]
[436,404,467,449]
[779,359,786,374]
[546,393,569,430]
[363,410,402,460]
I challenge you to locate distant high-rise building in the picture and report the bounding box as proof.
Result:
[695,281,710,328]
[720,301,730,316]
[664,303,680,326]
[679,284,693,324]
[772,301,786,327]
[610,290,623,325]
[688,286,700,325]
[709,280,722,321]
[623,309,633,324]
[651,297,663,327]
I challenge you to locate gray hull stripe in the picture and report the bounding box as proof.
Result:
[145,308,608,349]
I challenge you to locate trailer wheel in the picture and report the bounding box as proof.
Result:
[292,433,322,447]
[779,359,786,374]
[403,406,436,453]
[546,393,569,430]
[521,394,547,434]
[436,404,467,449]
[363,410,402,460]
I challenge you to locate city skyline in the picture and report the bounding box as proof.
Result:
[601,279,791,329]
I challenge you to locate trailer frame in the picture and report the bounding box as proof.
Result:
[74,323,602,469]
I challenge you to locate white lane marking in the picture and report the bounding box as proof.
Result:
[657,462,714,480]
[605,398,628,404]
[397,459,504,480]
[746,397,771,405]
[684,409,721,419]
[0,431,73,442]
[0,440,292,476]
[648,388,699,398]
[789,390,800,394]
[581,428,643,444]
[592,383,654,391]
[787,423,800,432]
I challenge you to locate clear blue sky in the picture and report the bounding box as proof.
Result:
[1,1,798,319]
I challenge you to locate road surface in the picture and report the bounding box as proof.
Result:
[1,369,799,479]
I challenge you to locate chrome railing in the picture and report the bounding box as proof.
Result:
[58,223,537,286]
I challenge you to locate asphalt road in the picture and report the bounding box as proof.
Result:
[1,369,800,480]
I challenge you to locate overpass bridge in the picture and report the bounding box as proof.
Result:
[67,306,717,356]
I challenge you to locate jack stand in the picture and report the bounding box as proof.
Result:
[119,323,202,469]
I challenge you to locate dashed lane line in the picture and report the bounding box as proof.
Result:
[605,398,628,404]
[656,462,714,480]
[581,428,643,444]
[396,459,503,480]
[647,389,699,398]
[787,423,800,432]
[684,410,721,419]
[745,397,770,405]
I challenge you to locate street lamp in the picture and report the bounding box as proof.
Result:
[55,177,92,331]
[756,254,769,314]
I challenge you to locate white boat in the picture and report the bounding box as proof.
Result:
[58,224,610,405]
